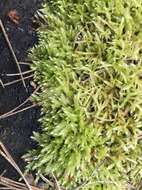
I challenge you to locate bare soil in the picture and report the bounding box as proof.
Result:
[0,0,42,179]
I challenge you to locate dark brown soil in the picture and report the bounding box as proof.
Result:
[0,0,42,179]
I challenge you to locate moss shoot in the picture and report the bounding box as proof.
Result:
[27,1,142,189]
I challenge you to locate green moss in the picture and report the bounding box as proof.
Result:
[27,0,142,189]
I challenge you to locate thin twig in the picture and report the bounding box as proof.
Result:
[0,19,27,90]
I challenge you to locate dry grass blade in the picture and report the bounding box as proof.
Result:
[0,86,40,120]
[0,104,37,120]
[0,142,32,190]
[0,176,42,190]
[0,79,5,88]
[40,175,54,188]
[3,74,34,87]
[52,173,61,190]
[2,70,33,77]
[19,62,31,66]
[0,19,27,91]
[0,177,27,190]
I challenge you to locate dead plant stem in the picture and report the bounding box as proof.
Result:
[0,19,27,90]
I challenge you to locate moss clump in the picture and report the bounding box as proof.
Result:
[28,0,142,189]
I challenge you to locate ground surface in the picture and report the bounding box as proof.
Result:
[0,0,42,178]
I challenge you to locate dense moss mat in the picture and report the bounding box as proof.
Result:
[27,0,142,189]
